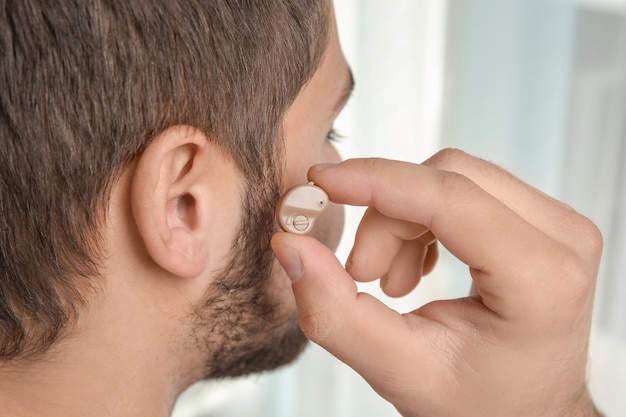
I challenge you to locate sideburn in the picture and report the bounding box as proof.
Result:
[188,161,307,379]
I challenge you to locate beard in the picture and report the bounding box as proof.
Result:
[186,171,308,380]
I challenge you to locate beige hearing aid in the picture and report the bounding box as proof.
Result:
[276,182,329,234]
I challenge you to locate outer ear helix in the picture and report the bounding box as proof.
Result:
[276,182,329,234]
[130,126,213,279]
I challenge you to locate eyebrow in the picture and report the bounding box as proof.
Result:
[333,67,355,115]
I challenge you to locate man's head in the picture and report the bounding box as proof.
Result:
[0,0,351,391]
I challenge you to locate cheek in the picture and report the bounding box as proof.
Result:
[323,141,342,165]
[284,141,342,189]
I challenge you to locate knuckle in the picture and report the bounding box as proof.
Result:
[574,214,604,260]
[426,149,513,190]
[555,249,594,307]
[438,169,480,205]
[365,157,395,204]
[424,148,469,170]
[559,208,604,265]
[438,168,472,188]
[298,308,334,345]
[363,157,390,175]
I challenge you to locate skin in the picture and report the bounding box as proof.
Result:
[0,2,604,416]
[272,152,604,417]
[0,5,351,417]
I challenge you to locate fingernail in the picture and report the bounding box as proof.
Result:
[313,163,338,172]
[273,244,304,283]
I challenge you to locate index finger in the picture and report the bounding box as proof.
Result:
[308,157,575,322]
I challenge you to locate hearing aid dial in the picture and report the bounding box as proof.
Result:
[276,182,329,235]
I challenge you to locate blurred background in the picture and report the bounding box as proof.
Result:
[173,0,626,415]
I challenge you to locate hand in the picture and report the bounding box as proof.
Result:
[271,150,604,417]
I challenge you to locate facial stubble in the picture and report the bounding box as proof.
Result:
[188,173,308,380]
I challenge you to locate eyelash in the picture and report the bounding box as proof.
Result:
[326,128,345,143]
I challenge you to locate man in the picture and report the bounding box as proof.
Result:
[1,1,345,415]
[0,1,603,416]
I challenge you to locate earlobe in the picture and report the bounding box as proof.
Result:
[130,126,214,279]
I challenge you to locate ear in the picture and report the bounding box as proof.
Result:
[130,126,222,278]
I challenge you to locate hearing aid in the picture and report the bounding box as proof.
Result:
[276,182,329,234]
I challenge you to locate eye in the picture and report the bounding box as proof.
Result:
[326,128,345,143]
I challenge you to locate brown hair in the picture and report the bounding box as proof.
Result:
[0,0,329,360]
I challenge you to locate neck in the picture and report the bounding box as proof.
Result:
[0,291,191,417]
[0,352,174,417]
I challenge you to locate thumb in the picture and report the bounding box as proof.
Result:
[270,232,418,393]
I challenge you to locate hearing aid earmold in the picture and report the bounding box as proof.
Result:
[276,182,329,234]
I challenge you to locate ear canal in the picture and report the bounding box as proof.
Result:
[175,193,197,229]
